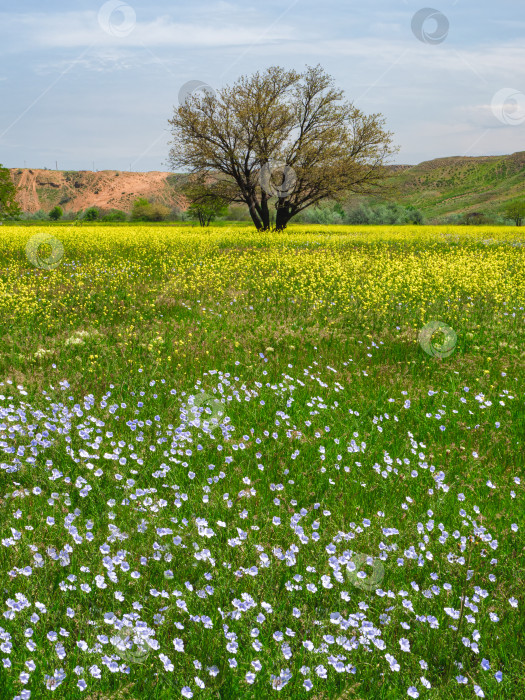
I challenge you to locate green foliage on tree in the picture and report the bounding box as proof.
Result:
[83,207,100,221]
[168,64,397,231]
[49,205,63,221]
[131,198,170,222]
[182,174,229,227]
[504,200,525,226]
[0,164,21,220]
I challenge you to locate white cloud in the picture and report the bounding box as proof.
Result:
[269,37,525,81]
[0,11,296,51]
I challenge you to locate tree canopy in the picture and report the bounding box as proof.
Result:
[182,174,229,226]
[168,64,398,231]
[83,207,100,221]
[0,164,21,220]
[505,200,525,226]
[49,205,63,221]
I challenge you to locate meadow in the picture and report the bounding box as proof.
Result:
[0,224,523,700]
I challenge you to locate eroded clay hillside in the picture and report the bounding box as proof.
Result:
[9,168,186,214]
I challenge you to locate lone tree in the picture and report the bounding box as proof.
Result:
[182,173,229,226]
[505,200,525,226]
[168,65,398,231]
[0,164,21,220]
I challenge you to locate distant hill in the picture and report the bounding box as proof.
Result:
[8,168,187,215]
[389,151,525,221]
[9,151,525,222]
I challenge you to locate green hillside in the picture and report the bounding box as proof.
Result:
[387,151,525,222]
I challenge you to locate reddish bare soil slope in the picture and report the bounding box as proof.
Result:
[9,169,186,214]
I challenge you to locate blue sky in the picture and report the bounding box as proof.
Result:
[0,0,524,171]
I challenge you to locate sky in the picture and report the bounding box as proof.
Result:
[0,0,524,171]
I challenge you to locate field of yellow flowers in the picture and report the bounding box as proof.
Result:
[0,224,523,700]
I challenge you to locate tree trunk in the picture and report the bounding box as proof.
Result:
[260,193,271,231]
[247,197,264,230]
[275,204,292,231]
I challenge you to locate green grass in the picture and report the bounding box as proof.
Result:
[391,152,525,221]
[0,225,523,700]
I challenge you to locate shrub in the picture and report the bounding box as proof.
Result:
[20,210,47,221]
[49,206,63,221]
[295,202,345,225]
[131,198,170,222]
[102,209,127,222]
[147,204,171,221]
[343,201,425,225]
[464,212,487,225]
[83,207,100,221]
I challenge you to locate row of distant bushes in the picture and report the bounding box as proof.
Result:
[15,199,522,226]
[437,212,519,226]
[19,200,426,225]
[20,199,185,223]
[292,201,523,226]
